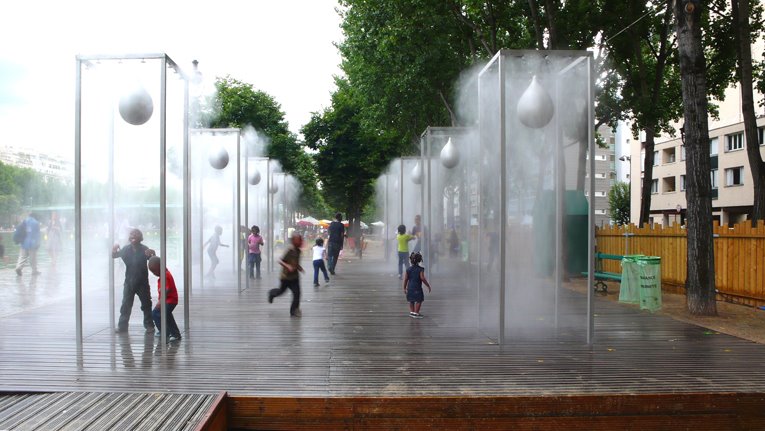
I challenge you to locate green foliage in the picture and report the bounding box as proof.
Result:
[0,162,69,226]
[302,79,398,231]
[608,181,631,226]
[204,76,326,215]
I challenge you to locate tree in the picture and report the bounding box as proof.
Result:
[205,77,326,215]
[302,79,397,238]
[608,181,631,226]
[674,0,717,316]
[731,0,765,226]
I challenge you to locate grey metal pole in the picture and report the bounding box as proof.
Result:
[384,173,389,261]
[498,54,506,346]
[476,74,484,330]
[587,56,596,345]
[160,57,168,348]
[199,134,205,289]
[400,158,404,225]
[183,78,191,332]
[267,160,273,273]
[554,77,563,333]
[244,154,250,292]
[74,59,83,350]
[108,95,116,332]
[236,132,242,292]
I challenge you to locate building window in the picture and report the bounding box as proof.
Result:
[680,174,686,191]
[726,133,744,152]
[681,145,686,161]
[663,176,676,193]
[725,166,744,186]
[651,179,658,194]
[710,137,719,156]
[710,169,718,189]
[663,147,676,164]
[759,127,764,146]
[653,150,659,166]
[595,209,607,215]
[595,172,607,179]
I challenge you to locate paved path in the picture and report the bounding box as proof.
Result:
[2,246,765,397]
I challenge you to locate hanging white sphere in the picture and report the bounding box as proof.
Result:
[517,75,554,129]
[248,169,262,185]
[118,85,154,125]
[268,180,279,194]
[411,161,422,185]
[208,146,229,170]
[440,137,460,169]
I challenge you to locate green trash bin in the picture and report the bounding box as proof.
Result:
[619,255,643,304]
[637,256,662,312]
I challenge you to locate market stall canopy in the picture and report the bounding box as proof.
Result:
[296,216,320,227]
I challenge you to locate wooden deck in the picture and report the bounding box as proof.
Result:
[2,250,765,400]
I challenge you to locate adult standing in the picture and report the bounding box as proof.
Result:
[327,212,345,275]
[15,212,41,277]
[112,228,156,334]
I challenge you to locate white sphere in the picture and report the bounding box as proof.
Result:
[517,75,554,129]
[440,137,460,169]
[248,169,262,185]
[208,146,229,170]
[411,162,422,185]
[118,86,154,126]
[268,181,279,194]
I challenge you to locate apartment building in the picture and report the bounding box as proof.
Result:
[0,146,73,183]
[628,83,765,226]
[587,125,617,227]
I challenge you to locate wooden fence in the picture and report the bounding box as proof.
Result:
[595,220,765,307]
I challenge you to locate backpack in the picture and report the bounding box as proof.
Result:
[13,221,26,245]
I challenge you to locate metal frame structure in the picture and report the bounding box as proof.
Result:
[243,156,270,291]
[476,50,595,345]
[190,128,242,291]
[75,53,189,350]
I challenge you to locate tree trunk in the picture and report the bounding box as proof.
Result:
[527,0,545,49]
[674,0,717,316]
[732,0,765,226]
[638,132,656,226]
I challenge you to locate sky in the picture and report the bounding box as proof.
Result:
[0,0,345,159]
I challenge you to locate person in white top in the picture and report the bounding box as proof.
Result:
[312,238,330,287]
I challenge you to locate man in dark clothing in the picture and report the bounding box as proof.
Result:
[112,228,156,333]
[326,212,345,275]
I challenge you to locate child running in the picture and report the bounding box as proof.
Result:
[148,256,181,342]
[311,238,330,287]
[396,224,416,279]
[402,252,432,318]
[203,225,228,279]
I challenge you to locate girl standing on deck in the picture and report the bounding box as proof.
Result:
[402,252,431,318]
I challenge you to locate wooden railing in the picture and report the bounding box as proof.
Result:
[595,220,765,307]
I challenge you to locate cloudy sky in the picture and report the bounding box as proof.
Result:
[0,0,344,158]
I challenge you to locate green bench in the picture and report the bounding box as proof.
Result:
[582,252,624,293]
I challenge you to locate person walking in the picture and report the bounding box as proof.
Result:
[268,232,304,317]
[311,237,330,287]
[14,213,41,277]
[326,213,345,275]
[402,252,432,318]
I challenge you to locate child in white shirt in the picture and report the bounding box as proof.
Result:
[312,238,330,287]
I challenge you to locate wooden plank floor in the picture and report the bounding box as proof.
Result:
[2,249,765,397]
[0,392,218,430]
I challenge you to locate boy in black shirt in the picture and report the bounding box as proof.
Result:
[112,228,156,333]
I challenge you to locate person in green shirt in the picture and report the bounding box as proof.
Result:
[396,224,416,280]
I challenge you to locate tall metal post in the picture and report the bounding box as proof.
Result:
[244,153,250,292]
[183,78,191,331]
[108,98,116,332]
[554,78,563,332]
[498,54,507,346]
[236,132,242,292]
[74,59,83,350]
[384,173,389,261]
[267,160,273,272]
[159,57,168,348]
[587,56,595,345]
[399,158,404,225]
